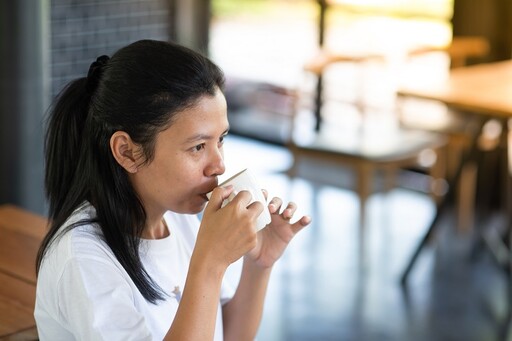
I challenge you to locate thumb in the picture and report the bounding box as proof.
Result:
[205,185,234,212]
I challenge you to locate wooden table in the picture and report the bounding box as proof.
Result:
[0,204,47,339]
[397,60,512,284]
[398,60,512,118]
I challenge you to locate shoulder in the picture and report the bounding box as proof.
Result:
[41,203,116,273]
[36,203,128,312]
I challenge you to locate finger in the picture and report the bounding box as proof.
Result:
[230,190,253,208]
[247,200,264,217]
[205,185,234,211]
[262,189,268,201]
[281,202,297,220]
[268,197,283,214]
[291,215,312,234]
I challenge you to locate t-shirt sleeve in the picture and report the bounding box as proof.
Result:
[57,256,153,341]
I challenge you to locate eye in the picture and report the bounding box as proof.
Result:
[193,143,205,152]
[219,133,227,146]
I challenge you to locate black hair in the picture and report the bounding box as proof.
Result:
[36,40,225,303]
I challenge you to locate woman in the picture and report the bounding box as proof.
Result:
[34,39,310,340]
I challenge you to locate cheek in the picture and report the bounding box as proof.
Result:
[171,160,202,185]
[155,151,207,194]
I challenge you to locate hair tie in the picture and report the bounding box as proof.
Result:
[86,55,110,94]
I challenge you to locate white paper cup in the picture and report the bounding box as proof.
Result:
[207,168,271,231]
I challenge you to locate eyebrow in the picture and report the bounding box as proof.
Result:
[183,127,230,144]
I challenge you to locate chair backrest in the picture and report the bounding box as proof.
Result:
[408,36,490,69]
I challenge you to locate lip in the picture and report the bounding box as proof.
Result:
[201,180,219,201]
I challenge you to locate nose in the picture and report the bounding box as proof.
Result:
[205,146,225,177]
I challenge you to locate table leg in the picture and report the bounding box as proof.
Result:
[500,118,512,323]
[497,117,512,339]
[400,116,486,285]
[400,186,453,285]
[475,118,512,267]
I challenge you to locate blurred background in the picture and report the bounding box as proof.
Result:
[1,0,512,340]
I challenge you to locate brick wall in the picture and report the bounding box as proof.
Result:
[50,0,172,98]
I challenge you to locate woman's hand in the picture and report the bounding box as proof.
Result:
[247,190,311,268]
[195,186,263,270]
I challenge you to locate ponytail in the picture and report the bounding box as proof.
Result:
[36,78,95,278]
[38,55,114,273]
[43,55,110,223]
[44,78,90,220]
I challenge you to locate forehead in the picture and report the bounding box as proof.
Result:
[161,91,229,141]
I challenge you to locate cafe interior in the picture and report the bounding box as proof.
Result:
[1,0,512,340]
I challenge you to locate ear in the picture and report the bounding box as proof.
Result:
[110,131,142,173]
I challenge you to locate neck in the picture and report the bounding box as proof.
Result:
[142,213,170,239]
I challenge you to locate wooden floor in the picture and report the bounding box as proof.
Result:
[222,134,510,341]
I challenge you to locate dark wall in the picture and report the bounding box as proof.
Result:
[0,0,218,214]
[0,0,49,214]
[50,0,172,98]
[0,0,212,214]
[452,0,512,63]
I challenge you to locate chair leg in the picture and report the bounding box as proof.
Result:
[356,163,373,264]
[287,151,299,178]
[446,134,469,180]
[457,162,477,233]
[382,166,397,194]
[357,163,373,230]
[429,145,448,204]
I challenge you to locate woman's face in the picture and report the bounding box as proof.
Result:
[130,89,229,216]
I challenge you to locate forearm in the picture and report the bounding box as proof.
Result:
[222,257,273,341]
[164,253,226,341]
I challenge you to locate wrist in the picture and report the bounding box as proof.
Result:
[189,251,228,282]
[244,254,275,272]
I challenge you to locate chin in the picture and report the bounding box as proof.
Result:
[183,198,208,215]
[169,192,207,213]
[195,201,208,214]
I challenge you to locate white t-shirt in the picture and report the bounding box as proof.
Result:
[35,202,234,340]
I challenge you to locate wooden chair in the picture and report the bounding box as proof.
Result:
[407,36,490,69]
[287,51,449,228]
[400,36,490,175]
[399,36,490,231]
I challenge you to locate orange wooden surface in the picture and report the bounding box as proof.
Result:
[0,205,47,284]
[0,205,47,239]
[398,60,512,118]
[0,272,36,337]
[0,205,47,338]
